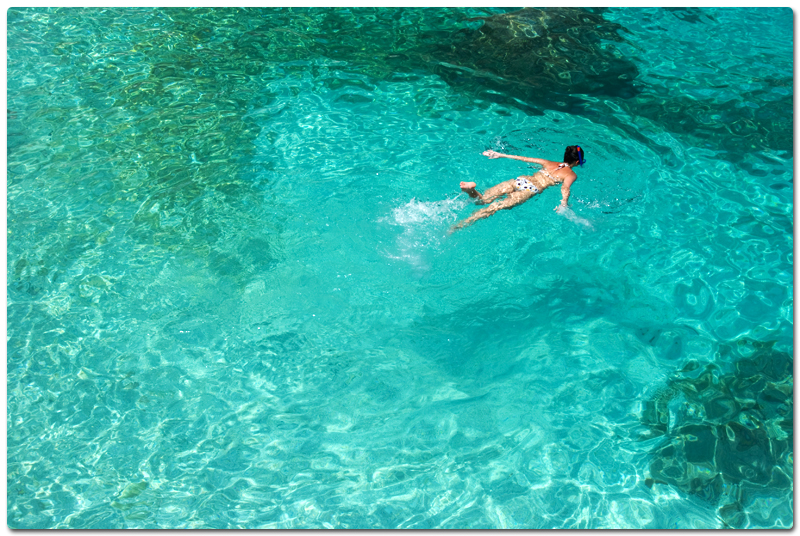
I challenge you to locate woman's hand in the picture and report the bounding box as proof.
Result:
[482,150,503,159]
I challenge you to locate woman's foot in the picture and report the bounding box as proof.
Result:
[448,221,466,234]
[460,181,480,199]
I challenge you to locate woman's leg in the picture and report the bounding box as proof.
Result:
[460,179,516,205]
[450,191,533,232]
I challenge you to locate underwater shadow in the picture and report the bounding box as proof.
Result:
[639,337,792,528]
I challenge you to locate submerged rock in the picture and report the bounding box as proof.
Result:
[426,8,641,110]
[639,338,792,528]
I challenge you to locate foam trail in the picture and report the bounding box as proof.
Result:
[556,205,594,230]
[380,197,468,273]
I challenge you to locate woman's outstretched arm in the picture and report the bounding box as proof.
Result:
[482,149,553,166]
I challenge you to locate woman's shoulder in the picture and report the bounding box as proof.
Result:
[562,168,578,182]
[539,159,561,168]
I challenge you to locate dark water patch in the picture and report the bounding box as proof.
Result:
[621,84,792,163]
[423,8,641,107]
[639,337,792,528]
[663,8,716,25]
[630,324,698,362]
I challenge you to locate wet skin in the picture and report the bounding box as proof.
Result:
[451,150,578,232]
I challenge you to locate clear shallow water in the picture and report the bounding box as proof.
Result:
[6,7,792,529]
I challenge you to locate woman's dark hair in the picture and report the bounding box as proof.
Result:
[564,145,585,166]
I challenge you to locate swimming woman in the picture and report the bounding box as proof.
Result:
[450,145,585,232]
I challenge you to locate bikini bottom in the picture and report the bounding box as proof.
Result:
[514,177,539,193]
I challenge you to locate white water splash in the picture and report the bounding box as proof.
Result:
[380,197,468,273]
[555,205,594,230]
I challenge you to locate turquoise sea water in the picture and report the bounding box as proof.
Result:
[6,7,793,529]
